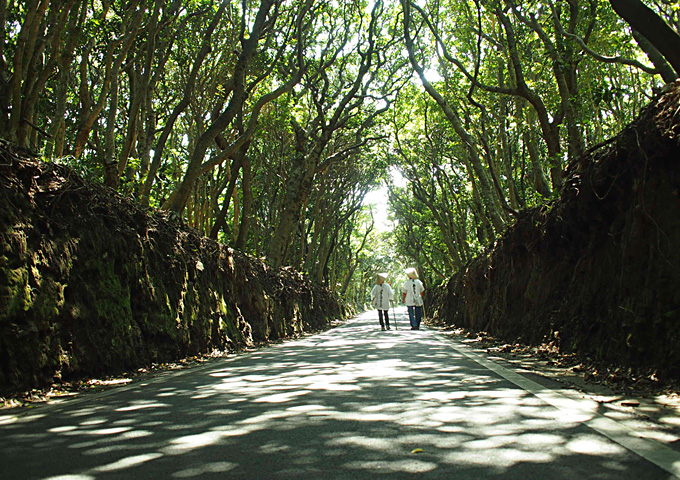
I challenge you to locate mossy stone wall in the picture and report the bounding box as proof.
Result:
[0,156,346,395]
[428,82,680,379]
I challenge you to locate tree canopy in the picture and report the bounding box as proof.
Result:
[2,0,678,307]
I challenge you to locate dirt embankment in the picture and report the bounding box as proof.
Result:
[428,81,680,382]
[0,147,347,396]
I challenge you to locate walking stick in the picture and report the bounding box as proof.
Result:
[391,300,397,330]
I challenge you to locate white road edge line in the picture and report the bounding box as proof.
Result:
[449,341,680,478]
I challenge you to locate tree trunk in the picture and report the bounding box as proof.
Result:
[410,177,464,269]
[235,156,253,251]
[496,6,564,190]
[609,0,680,78]
[73,5,143,159]
[114,2,160,189]
[139,7,213,206]
[209,140,252,240]
[340,218,373,296]
[267,151,317,268]
[524,129,553,197]
[46,0,85,158]
[168,0,275,215]
[103,72,119,187]
[402,0,506,233]
[632,30,677,84]
[7,0,49,145]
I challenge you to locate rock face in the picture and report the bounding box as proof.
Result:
[429,81,680,380]
[0,148,346,395]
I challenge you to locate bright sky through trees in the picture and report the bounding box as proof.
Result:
[363,187,392,232]
[363,167,406,232]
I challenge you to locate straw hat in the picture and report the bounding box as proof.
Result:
[405,267,418,279]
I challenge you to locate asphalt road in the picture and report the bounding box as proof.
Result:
[2,307,679,479]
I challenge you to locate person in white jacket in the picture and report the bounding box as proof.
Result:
[371,272,394,331]
[401,267,424,330]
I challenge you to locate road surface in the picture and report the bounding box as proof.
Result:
[1,307,679,479]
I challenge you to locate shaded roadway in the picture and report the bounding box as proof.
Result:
[1,307,679,479]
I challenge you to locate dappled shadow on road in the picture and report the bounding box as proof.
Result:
[0,308,673,479]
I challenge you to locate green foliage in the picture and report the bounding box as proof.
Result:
[0,0,671,303]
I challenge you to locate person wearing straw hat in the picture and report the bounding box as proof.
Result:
[371,272,394,331]
[402,267,424,330]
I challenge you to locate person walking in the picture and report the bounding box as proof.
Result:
[402,267,425,330]
[371,273,394,331]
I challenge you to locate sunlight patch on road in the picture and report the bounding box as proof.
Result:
[397,409,449,428]
[205,408,241,416]
[238,409,296,425]
[259,442,292,454]
[348,359,418,378]
[164,431,229,453]
[303,375,363,391]
[376,341,399,349]
[660,416,680,427]
[92,453,164,472]
[115,402,169,412]
[345,459,438,474]
[0,414,18,425]
[331,411,395,422]
[637,429,680,444]
[210,357,421,398]
[42,475,95,480]
[254,390,311,403]
[428,403,516,427]
[463,435,519,450]
[327,434,394,450]
[77,417,108,426]
[443,447,554,469]
[49,425,79,433]
[8,412,47,423]
[117,429,154,440]
[80,426,132,436]
[415,391,467,402]
[398,432,469,450]
[171,461,238,477]
[515,432,565,447]
[286,404,331,413]
[566,435,627,455]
